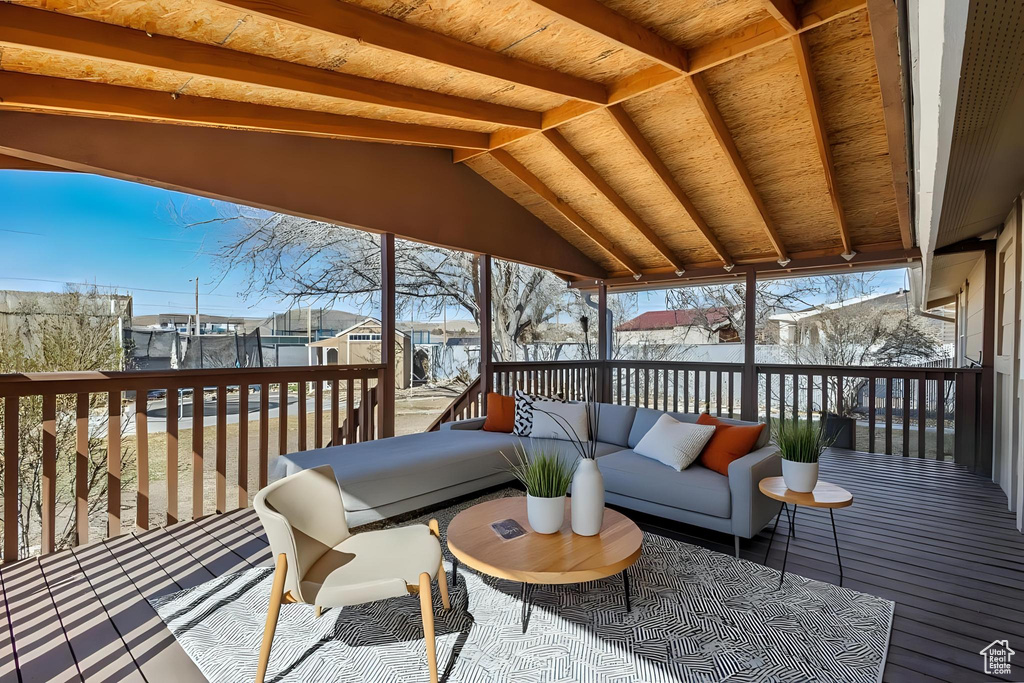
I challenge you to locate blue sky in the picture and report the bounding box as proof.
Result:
[0,170,909,322]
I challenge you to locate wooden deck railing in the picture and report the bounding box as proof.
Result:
[426,375,483,432]
[429,359,985,471]
[0,363,384,562]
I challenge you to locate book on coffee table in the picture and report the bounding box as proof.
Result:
[490,518,527,541]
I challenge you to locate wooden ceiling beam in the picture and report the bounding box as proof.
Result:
[455,0,866,163]
[0,153,68,172]
[866,0,913,249]
[763,0,801,33]
[542,129,685,271]
[0,71,490,150]
[524,0,688,73]
[0,3,541,130]
[685,74,790,263]
[489,149,642,275]
[605,104,734,269]
[213,0,607,104]
[791,33,853,255]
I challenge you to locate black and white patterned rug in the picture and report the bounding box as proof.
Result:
[151,489,893,682]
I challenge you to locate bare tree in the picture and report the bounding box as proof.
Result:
[189,205,591,363]
[0,288,135,553]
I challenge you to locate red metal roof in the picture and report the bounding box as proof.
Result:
[615,308,731,332]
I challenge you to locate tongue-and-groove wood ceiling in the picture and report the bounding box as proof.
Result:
[0,0,911,279]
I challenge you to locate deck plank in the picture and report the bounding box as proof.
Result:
[102,530,206,681]
[38,542,143,682]
[1,557,79,682]
[0,558,20,680]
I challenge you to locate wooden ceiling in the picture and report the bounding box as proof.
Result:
[0,0,912,281]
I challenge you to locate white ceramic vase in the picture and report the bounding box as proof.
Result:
[782,460,819,493]
[526,494,565,534]
[570,458,605,536]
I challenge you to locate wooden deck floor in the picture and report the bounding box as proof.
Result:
[1,450,1022,683]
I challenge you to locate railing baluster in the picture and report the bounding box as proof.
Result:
[704,371,711,414]
[778,372,786,424]
[192,385,203,520]
[885,376,893,455]
[901,378,910,457]
[278,381,289,456]
[936,374,945,460]
[216,385,227,513]
[167,388,179,525]
[672,369,679,412]
[651,368,657,409]
[805,374,812,424]
[764,373,772,431]
[821,374,829,424]
[683,370,690,411]
[315,380,324,449]
[259,382,269,489]
[347,379,356,444]
[108,390,122,537]
[42,393,56,554]
[4,396,20,561]
[728,372,734,417]
[868,377,876,453]
[717,371,723,416]
[330,378,339,445]
[76,393,89,544]
[792,373,798,423]
[238,384,249,508]
[918,376,926,459]
[297,380,307,452]
[136,391,149,531]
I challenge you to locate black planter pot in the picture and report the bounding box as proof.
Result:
[823,413,855,450]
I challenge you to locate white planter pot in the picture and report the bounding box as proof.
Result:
[526,494,565,534]
[782,460,819,493]
[571,458,605,536]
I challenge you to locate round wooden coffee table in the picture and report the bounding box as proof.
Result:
[446,496,643,632]
[759,477,853,588]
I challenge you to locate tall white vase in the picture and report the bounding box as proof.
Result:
[571,458,605,536]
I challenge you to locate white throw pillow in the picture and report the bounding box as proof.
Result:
[634,414,716,471]
[530,399,589,441]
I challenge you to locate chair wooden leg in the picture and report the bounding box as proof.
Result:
[315,605,323,619]
[256,553,287,683]
[428,518,450,611]
[419,572,438,683]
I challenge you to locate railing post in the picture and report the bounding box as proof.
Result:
[978,245,995,476]
[597,281,611,403]
[741,269,757,421]
[380,233,396,438]
[478,254,493,401]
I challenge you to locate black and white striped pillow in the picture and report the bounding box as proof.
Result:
[513,390,567,437]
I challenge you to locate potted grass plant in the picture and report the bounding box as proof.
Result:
[774,419,830,493]
[502,442,577,534]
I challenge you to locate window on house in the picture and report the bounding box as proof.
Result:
[349,333,381,341]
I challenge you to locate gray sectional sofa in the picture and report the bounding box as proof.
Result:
[269,402,782,555]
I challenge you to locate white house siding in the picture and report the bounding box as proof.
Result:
[993,199,1022,524]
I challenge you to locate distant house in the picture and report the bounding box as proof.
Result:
[0,289,132,359]
[615,308,739,346]
[308,317,413,389]
[769,290,952,348]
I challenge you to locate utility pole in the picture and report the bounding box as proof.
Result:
[194,277,200,336]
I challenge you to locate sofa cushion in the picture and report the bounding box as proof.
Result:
[634,414,716,471]
[599,449,732,518]
[483,393,514,433]
[530,400,589,441]
[697,413,766,475]
[270,430,522,513]
[590,403,637,447]
[628,407,769,450]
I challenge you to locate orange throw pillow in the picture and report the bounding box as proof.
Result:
[482,393,515,433]
[697,413,766,476]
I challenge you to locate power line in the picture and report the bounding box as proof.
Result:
[0,276,238,298]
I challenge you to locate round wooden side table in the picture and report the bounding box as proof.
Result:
[758,477,853,588]
[446,496,643,633]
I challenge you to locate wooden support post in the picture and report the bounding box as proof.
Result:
[979,245,996,477]
[597,281,610,402]
[478,254,494,400]
[741,270,757,421]
[380,233,396,438]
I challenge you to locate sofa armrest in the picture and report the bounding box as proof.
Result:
[439,417,486,431]
[727,445,783,539]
